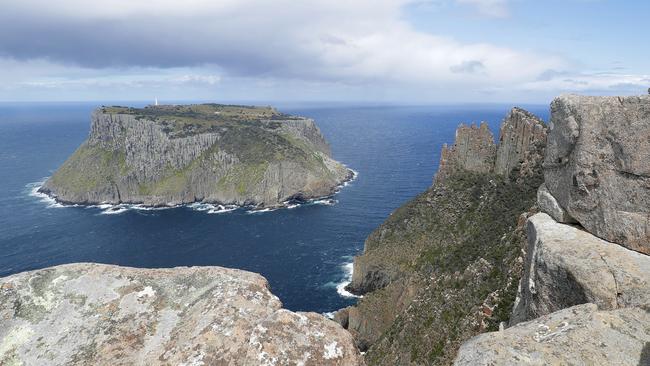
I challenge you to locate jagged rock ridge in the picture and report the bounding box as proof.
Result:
[436,107,546,183]
[0,263,363,366]
[39,104,353,207]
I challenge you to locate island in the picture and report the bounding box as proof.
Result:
[38,104,353,208]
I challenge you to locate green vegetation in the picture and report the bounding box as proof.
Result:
[101,103,302,138]
[49,144,128,195]
[357,168,542,365]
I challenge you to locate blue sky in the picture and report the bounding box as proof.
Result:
[0,0,648,103]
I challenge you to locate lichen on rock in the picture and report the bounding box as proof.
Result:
[0,263,364,366]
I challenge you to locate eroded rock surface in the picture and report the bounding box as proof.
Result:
[454,303,650,366]
[510,213,650,325]
[544,94,650,254]
[0,263,363,366]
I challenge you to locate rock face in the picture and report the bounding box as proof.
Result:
[455,94,650,366]
[510,213,650,325]
[0,263,363,366]
[437,122,496,181]
[454,303,650,366]
[494,107,547,177]
[544,94,650,254]
[39,104,352,207]
[340,107,546,365]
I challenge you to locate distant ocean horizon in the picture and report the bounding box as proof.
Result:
[0,102,549,314]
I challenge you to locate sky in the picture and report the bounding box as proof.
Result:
[0,0,648,104]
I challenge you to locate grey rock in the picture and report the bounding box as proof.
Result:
[454,303,650,366]
[536,183,576,223]
[544,94,650,254]
[435,108,546,183]
[495,107,547,177]
[510,213,650,325]
[436,122,496,182]
[0,263,363,366]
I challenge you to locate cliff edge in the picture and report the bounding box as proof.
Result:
[39,104,352,207]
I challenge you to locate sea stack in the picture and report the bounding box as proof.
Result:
[39,104,353,207]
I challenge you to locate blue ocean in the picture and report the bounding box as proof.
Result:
[0,102,549,314]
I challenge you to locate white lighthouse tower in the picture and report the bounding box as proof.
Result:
[155,97,159,106]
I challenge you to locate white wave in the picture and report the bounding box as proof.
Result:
[323,311,336,319]
[311,198,338,206]
[336,262,362,298]
[246,207,278,214]
[26,180,68,208]
[99,206,129,215]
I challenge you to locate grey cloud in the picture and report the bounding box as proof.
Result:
[450,60,485,74]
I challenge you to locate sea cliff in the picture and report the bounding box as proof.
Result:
[39,104,352,207]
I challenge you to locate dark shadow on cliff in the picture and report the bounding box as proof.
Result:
[639,342,650,366]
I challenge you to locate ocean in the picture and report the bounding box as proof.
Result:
[0,102,549,314]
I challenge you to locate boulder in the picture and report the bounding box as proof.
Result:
[454,303,650,366]
[510,213,650,325]
[544,94,650,254]
[0,263,363,366]
[536,183,575,223]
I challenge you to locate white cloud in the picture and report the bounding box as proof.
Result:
[455,0,511,18]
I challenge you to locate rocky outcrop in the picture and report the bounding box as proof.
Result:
[454,303,650,366]
[339,107,546,365]
[510,213,650,325]
[494,108,547,177]
[40,104,352,207]
[436,108,546,184]
[544,94,650,254]
[436,122,496,181]
[0,263,363,366]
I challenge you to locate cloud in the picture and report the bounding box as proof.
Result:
[450,60,486,74]
[455,0,511,18]
[522,72,650,95]
[0,0,560,91]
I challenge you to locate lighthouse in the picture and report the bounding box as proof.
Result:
[155,97,159,106]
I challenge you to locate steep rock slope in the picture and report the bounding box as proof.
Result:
[40,104,352,207]
[0,263,363,366]
[338,108,546,365]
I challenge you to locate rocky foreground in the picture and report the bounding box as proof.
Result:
[39,104,352,207]
[0,263,363,365]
